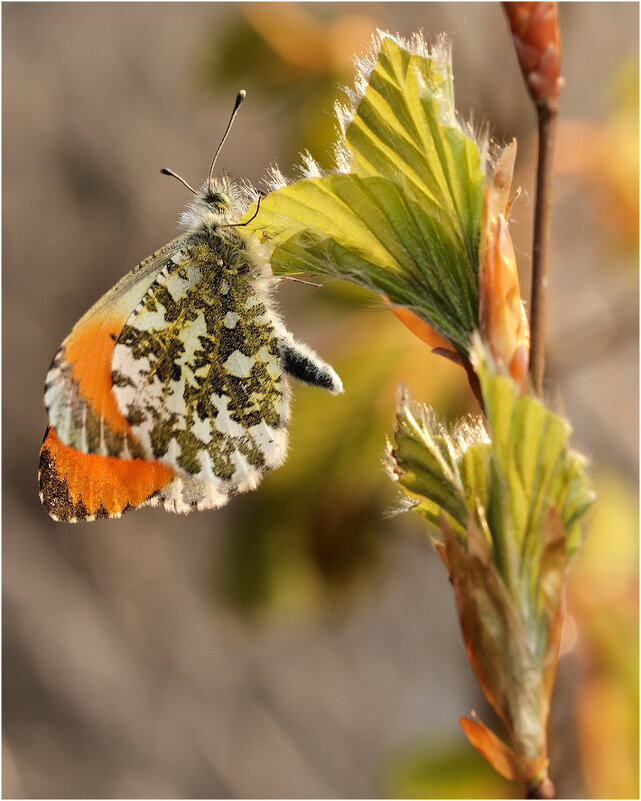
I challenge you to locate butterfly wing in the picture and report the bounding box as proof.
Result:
[44,237,187,458]
[111,233,289,512]
[39,426,174,522]
[40,239,189,521]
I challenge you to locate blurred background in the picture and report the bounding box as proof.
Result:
[3,3,637,798]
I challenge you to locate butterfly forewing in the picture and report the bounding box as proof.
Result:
[111,231,289,494]
[39,426,174,522]
[43,238,186,458]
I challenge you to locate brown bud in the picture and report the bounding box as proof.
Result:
[503,2,563,109]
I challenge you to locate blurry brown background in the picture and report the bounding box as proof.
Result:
[3,3,638,798]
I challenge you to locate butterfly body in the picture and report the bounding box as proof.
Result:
[40,177,342,521]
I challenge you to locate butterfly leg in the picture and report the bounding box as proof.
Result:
[278,336,343,395]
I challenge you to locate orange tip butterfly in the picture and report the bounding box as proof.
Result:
[40,91,343,522]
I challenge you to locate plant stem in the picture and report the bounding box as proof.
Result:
[526,772,555,799]
[529,103,559,396]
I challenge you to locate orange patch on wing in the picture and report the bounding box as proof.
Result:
[39,427,174,521]
[64,314,130,433]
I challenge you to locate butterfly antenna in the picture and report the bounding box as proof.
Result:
[160,168,197,195]
[208,90,246,194]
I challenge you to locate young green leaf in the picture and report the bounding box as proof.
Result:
[244,33,486,356]
[389,345,595,784]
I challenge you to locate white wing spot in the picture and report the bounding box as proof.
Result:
[224,350,254,378]
[164,263,201,300]
[258,345,281,380]
[190,414,212,444]
[223,311,239,329]
[129,308,167,332]
[211,394,248,438]
[251,423,288,467]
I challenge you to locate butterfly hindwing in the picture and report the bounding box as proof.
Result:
[111,230,289,499]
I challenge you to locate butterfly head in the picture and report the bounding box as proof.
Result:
[203,183,232,215]
[179,175,245,232]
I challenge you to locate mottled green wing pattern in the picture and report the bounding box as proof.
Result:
[245,34,485,354]
[111,232,288,495]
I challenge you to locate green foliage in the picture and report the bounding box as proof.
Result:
[391,343,595,668]
[392,344,594,566]
[245,34,486,355]
[474,348,595,567]
[390,393,489,542]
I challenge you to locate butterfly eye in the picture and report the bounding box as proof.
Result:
[207,191,231,212]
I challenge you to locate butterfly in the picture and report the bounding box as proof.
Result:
[39,91,343,523]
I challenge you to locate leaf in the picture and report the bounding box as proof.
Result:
[459,716,544,784]
[442,515,546,760]
[473,344,595,596]
[478,140,530,391]
[389,357,594,767]
[391,400,468,539]
[246,33,486,356]
[390,306,453,351]
[390,390,490,542]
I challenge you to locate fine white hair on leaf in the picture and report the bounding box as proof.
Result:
[334,98,354,135]
[298,150,323,178]
[264,165,288,192]
[382,494,419,519]
[484,135,520,182]
[352,60,371,100]
[343,30,385,114]
[333,142,352,174]
[428,31,451,63]
[396,384,489,456]
[237,178,260,207]
[383,437,398,480]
